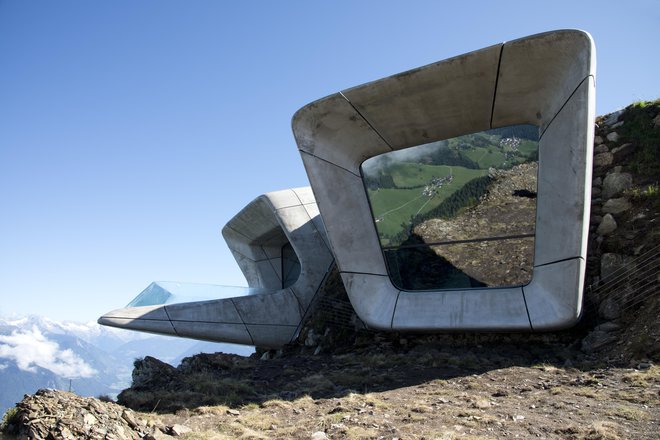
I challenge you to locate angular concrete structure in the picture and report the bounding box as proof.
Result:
[99,187,334,348]
[293,30,596,331]
[100,30,596,347]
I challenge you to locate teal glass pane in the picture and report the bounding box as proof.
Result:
[127,281,270,307]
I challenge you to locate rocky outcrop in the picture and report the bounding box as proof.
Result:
[0,389,193,439]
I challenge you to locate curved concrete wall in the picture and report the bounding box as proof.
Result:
[99,187,334,348]
[293,30,596,331]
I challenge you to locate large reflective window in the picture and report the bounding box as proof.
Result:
[361,125,539,290]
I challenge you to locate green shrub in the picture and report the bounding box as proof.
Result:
[1,407,20,432]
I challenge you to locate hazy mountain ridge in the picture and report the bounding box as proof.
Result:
[0,315,254,415]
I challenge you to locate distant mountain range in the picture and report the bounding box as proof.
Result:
[0,315,254,415]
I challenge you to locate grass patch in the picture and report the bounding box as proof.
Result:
[613,404,650,421]
[622,365,660,387]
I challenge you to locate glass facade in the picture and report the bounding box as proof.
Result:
[281,242,301,289]
[127,281,270,307]
[361,125,539,290]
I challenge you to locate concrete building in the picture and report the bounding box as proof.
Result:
[293,29,595,331]
[100,30,595,346]
[98,188,334,348]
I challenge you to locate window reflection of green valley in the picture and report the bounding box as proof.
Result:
[361,125,539,290]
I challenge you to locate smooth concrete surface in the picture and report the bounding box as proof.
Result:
[293,30,596,331]
[99,187,334,348]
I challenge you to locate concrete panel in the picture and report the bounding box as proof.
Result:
[292,187,316,205]
[292,93,392,173]
[492,30,595,131]
[342,44,500,150]
[340,273,398,330]
[232,289,302,326]
[229,249,261,287]
[223,227,268,261]
[226,196,280,241]
[261,244,282,259]
[266,257,283,283]
[171,321,253,346]
[302,202,331,250]
[393,288,530,330]
[255,259,282,288]
[99,304,170,321]
[534,78,595,266]
[164,298,244,323]
[244,325,298,349]
[97,316,177,336]
[524,258,585,330]
[300,153,387,275]
[263,188,301,210]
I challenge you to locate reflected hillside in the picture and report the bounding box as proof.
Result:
[415,162,537,287]
[361,125,538,290]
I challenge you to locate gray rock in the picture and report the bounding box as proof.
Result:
[611,121,624,129]
[594,152,613,167]
[602,197,631,214]
[596,214,617,235]
[311,431,329,440]
[170,424,192,436]
[602,172,632,199]
[603,109,624,126]
[598,297,621,320]
[595,321,620,332]
[592,186,601,196]
[601,253,634,281]
[581,329,616,353]
[305,329,320,347]
[653,114,660,128]
[606,131,620,142]
[594,135,604,145]
[594,144,609,153]
[131,356,176,388]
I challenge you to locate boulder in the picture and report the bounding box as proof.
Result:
[170,424,192,436]
[596,214,617,236]
[602,197,631,214]
[598,297,622,320]
[602,172,632,199]
[594,144,609,154]
[603,109,624,126]
[594,152,613,167]
[131,356,177,388]
[606,132,620,142]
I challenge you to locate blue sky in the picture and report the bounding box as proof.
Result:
[1,1,657,322]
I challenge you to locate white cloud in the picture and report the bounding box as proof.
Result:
[0,363,8,370]
[0,326,96,378]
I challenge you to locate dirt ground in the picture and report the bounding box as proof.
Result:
[111,332,659,440]
[157,358,658,440]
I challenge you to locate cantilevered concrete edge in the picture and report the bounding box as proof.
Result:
[98,187,334,348]
[292,30,596,331]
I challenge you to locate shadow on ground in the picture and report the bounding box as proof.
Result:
[117,328,597,414]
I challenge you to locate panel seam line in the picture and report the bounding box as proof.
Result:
[340,91,395,151]
[489,43,504,129]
